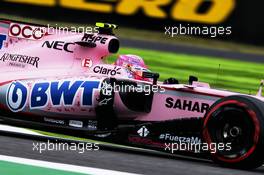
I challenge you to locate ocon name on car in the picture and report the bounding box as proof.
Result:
[165,97,209,113]
[9,23,46,40]
[93,66,121,76]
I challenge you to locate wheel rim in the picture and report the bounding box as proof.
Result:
[204,101,260,162]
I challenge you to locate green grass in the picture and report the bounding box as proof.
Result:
[109,47,264,94]
[0,161,88,175]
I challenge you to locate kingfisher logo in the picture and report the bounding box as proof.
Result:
[6,80,100,112]
[7,81,28,112]
[0,34,7,50]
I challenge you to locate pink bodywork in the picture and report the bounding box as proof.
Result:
[0,20,262,122]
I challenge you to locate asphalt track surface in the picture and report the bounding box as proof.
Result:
[121,38,264,62]
[0,135,263,175]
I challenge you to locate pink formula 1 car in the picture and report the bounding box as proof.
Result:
[0,19,264,169]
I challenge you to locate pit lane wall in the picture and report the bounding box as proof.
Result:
[0,0,263,45]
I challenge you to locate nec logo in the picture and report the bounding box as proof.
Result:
[42,40,75,53]
[9,23,46,40]
[0,34,7,50]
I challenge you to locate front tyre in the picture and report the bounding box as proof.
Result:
[203,95,264,169]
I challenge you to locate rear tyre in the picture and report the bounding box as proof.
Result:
[203,95,264,169]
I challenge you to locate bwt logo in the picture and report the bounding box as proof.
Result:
[6,80,100,112]
[7,82,28,112]
[9,23,46,40]
[0,34,7,50]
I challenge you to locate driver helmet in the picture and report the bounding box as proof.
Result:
[115,54,147,67]
[114,54,150,80]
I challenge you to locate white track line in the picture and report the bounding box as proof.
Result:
[0,124,43,136]
[0,155,140,175]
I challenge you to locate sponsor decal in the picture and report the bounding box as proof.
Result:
[0,34,7,50]
[44,117,65,125]
[9,23,46,40]
[6,80,100,112]
[96,81,113,106]
[128,136,164,148]
[0,53,40,68]
[94,133,111,138]
[6,81,28,112]
[42,40,75,53]
[93,66,121,76]
[159,133,201,144]
[69,120,83,128]
[100,81,113,96]
[137,126,149,137]
[98,98,112,106]
[82,58,93,68]
[4,0,235,24]
[87,120,97,131]
[165,97,209,113]
[81,34,108,44]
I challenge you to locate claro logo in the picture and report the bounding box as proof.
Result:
[9,23,46,40]
[3,0,235,24]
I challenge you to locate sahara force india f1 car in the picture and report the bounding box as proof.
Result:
[0,19,264,169]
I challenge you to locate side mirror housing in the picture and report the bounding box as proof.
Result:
[142,72,160,85]
[189,75,198,85]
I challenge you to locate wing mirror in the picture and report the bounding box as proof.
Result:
[142,72,160,85]
[189,75,198,85]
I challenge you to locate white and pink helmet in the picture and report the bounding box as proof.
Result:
[114,54,147,68]
[114,54,151,81]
